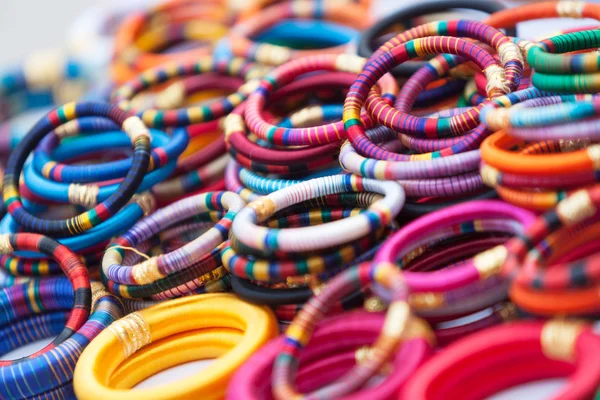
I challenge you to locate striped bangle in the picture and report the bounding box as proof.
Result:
[0,233,91,366]
[4,102,151,236]
[231,174,404,253]
[0,280,123,399]
[112,57,265,128]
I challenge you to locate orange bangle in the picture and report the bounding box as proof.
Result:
[481,130,597,176]
[510,282,600,315]
[484,1,600,29]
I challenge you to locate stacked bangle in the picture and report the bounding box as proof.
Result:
[357,0,513,77]
[228,310,434,400]
[110,0,230,84]
[0,233,91,364]
[4,102,151,236]
[73,293,278,400]
[401,319,600,400]
[228,0,367,66]
[102,191,244,299]
[112,57,264,128]
[0,280,123,399]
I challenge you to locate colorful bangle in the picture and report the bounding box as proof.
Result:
[73,293,278,400]
[357,0,513,77]
[0,233,91,365]
[229,310,433,400]
[112,57,264,128]
[527,29,600,74]
[229,0,367,66]
[4,102,151,236]
[0,281,123,399]
[401,319,600,400]
[231,174,403,254]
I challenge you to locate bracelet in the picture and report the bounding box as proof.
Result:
[0,233,91,365]
[113,57,265,128]
[245,53,397,146]
[231,174,403,254]
[228,0,367,66]
[110,0,229,83]
[73,293,278,400]
[229,310,433,400]
[401,319,600,400]
[272,261,410,399]
[357,0,513,77]
[0,280,123,399]
[4,102,151,236]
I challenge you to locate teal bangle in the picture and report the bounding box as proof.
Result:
[528,29,600,74]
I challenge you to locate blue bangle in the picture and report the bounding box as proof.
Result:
[238,165,343,195]
[254,20,357,48]
[33,126,188,183]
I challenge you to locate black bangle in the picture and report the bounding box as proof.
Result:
[357,0,514,77]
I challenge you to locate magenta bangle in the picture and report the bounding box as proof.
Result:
[227,311,433,400]
[373,200,536,293]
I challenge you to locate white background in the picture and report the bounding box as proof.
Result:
[1,0,597,398]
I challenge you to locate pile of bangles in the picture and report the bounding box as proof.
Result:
[2,0,600,398]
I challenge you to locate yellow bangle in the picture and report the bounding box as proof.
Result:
[110,327,243,389]
[73,293,278,400]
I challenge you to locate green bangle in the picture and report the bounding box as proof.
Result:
[528,29,600,74]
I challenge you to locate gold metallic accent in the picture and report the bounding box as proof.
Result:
[480,163,500,187]
[248,197,277,221]
[498,302,518,322]
[498,42,525,71]
[155,81,185,109]
[309,278,327,296]
[473,245,508,279]
[54,120,80,139]
[122,116,151,144]
[401,245,427,266]
[364,296,387,312]
[556,0,585,18]
[0,234,13,254]
[335,54,367,74]
[483,64,509,96]
[91,282,111,311]
[403,317,436,347]
[131,192,155,216]
[132,257,163,285]
[541,319,587,361]
[409,292,445,310]
[382,301,410,338]
[355,346,393,375]
[289,105,324,128]
[224,113,245,138]
[587,144,600,169]
[107,312,152,358]
[556,190,597,226]
[68,183,99,209]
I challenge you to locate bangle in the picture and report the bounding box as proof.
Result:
[401,319,600,400]
[112,57,264,128]
[73,293,278,400]
[399,189,498,222]
[231,174,403,254]
[528,29,600,74]
[373,200,535,296]
[272,261,410,399]
[0,233,91,366]
[229,311,433,400]
[0,193,155,275]
[245,53,397,146]
[357,0,513,77]
[4,102,151,236]
[110,0,229,84]
[228,0,367,66]
[0,280,124,399]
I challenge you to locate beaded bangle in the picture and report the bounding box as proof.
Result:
[357,0,513,77]
[373,200,535,297]
[0,233,91,365]
[110,0,229,83]
[229,0,367,66]
[272,262,410,399]
[0,281,123,399]
[4,102,151,236]
[73,293,278,400]
[112,57,265,128]
[401,320,600,400]
[231,174,403,254]
[228,311,433,400]
[244,53,397,146]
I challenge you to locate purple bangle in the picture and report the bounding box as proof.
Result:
[399,172,483,198]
